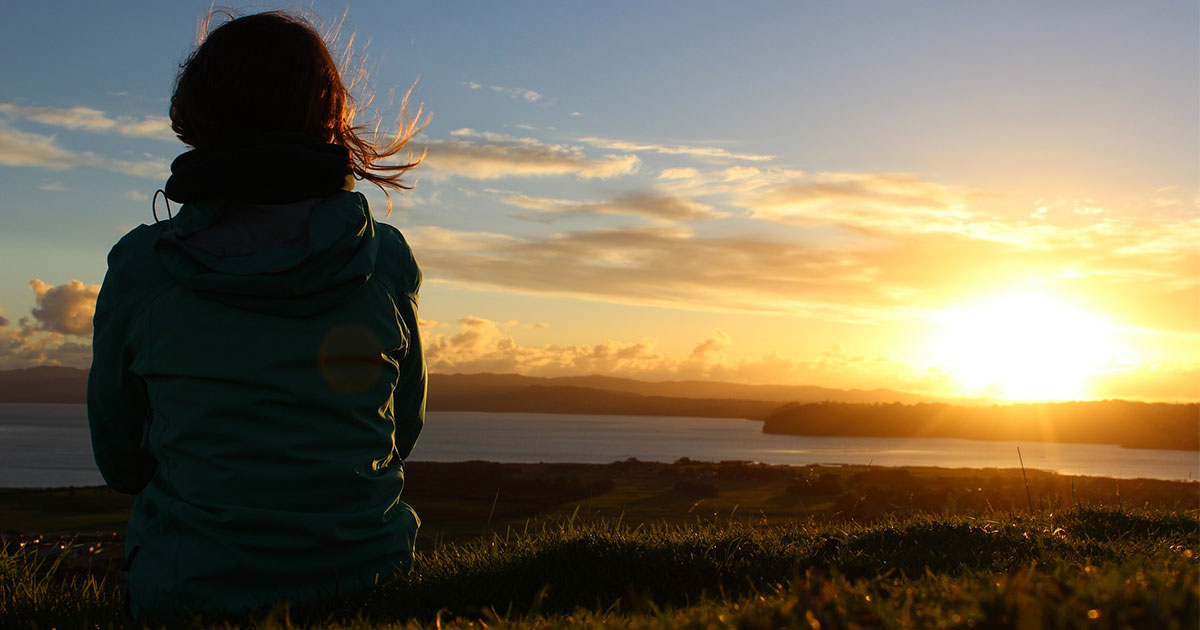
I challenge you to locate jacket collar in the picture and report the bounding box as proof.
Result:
[164,136,352,204]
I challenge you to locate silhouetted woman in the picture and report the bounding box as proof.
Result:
[87,11,426,621]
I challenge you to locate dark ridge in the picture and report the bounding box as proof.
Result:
[762,400,1200,451]
[0,366,89,403]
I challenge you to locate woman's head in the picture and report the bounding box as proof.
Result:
[171,10,423,205]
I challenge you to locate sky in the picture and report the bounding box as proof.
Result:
[0,1,1196,401]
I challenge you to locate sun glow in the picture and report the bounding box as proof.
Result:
[932,291,1119,401]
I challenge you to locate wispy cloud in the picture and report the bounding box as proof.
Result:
[653,166,985,235]
[748,172,976,233]
[408,222,898,317]
[0,122,77,168]
[465,82,551,104]
[418,129,639,180]
[0,102,176,142]
[655,164,806,198]
[0,121,169,179]
[494,190,721,221]
[579,136,775,162]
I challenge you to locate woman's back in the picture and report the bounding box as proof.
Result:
[86,10,428,620]
[90,190,425,619]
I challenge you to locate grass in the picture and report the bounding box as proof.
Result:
[6,460,1197,540]
[2,461,1196,628]
[2,507,1197,629]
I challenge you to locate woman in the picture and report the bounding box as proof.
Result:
[87,11,426,621]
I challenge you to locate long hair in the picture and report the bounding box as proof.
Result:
[169,10,425,212]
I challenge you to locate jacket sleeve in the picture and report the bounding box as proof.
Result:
[389,232,426,461]
[87,238,157,494]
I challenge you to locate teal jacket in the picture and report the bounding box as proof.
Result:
[87,191,425,621]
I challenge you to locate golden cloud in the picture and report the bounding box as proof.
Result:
[28,279,100,336]
[0,289,96,370]
[407,205,1199,337]
[577,136,775,162]
[494,190,720,221]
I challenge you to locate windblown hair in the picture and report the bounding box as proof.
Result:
[170,10,424,210]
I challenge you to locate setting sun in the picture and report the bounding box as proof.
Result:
[932,291,1119,401]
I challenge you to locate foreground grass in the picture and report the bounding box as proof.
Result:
[3,507,1197,629]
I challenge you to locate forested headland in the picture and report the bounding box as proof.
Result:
[762,400,1200,451]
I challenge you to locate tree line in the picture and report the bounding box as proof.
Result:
[761,400,1200,450]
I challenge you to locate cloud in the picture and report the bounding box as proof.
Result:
[0,304,93,370]
[37,182,69,192]
[490,85,544,103]
[0,122,77,168]
[419,317,955,393]
[0,330,92,369]
[494,190,720,221]
[656,166,976,234]
[748,172,975,232]
[465,82,550,104]
[655,164,810,200]
[28,279,100,336]
[0,278,102,369]
[408,222,898,317]
[579,136,775,162]
[0,102,176,142]
[418,130,639,180]
[406,199,1200,338]
[421,315,712,378]
[105,155,170,179]
[0,121,169,179]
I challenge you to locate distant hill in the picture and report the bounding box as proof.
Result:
[0,366,89,403]
[429,373,938,405]
[762,400,1200,451]
[0,368,937,410]
[425,384,778,419]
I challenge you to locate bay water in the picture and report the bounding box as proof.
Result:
[1,403,1195,488]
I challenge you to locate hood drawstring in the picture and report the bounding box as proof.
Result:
[152,189,174,223]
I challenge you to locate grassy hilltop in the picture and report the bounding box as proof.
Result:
[2,460,1198,629]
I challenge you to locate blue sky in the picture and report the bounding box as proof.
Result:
[1,2,1197,399]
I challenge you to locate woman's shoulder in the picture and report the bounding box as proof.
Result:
[373,220,421,297]
[96,223,175,315]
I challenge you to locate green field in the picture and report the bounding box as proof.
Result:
[2,461,1197,629]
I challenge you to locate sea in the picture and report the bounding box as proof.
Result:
[1,403,1196,488]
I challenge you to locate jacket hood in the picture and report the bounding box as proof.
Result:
[154,191,380,317]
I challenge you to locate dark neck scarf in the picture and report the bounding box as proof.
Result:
[164,137,352,204]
